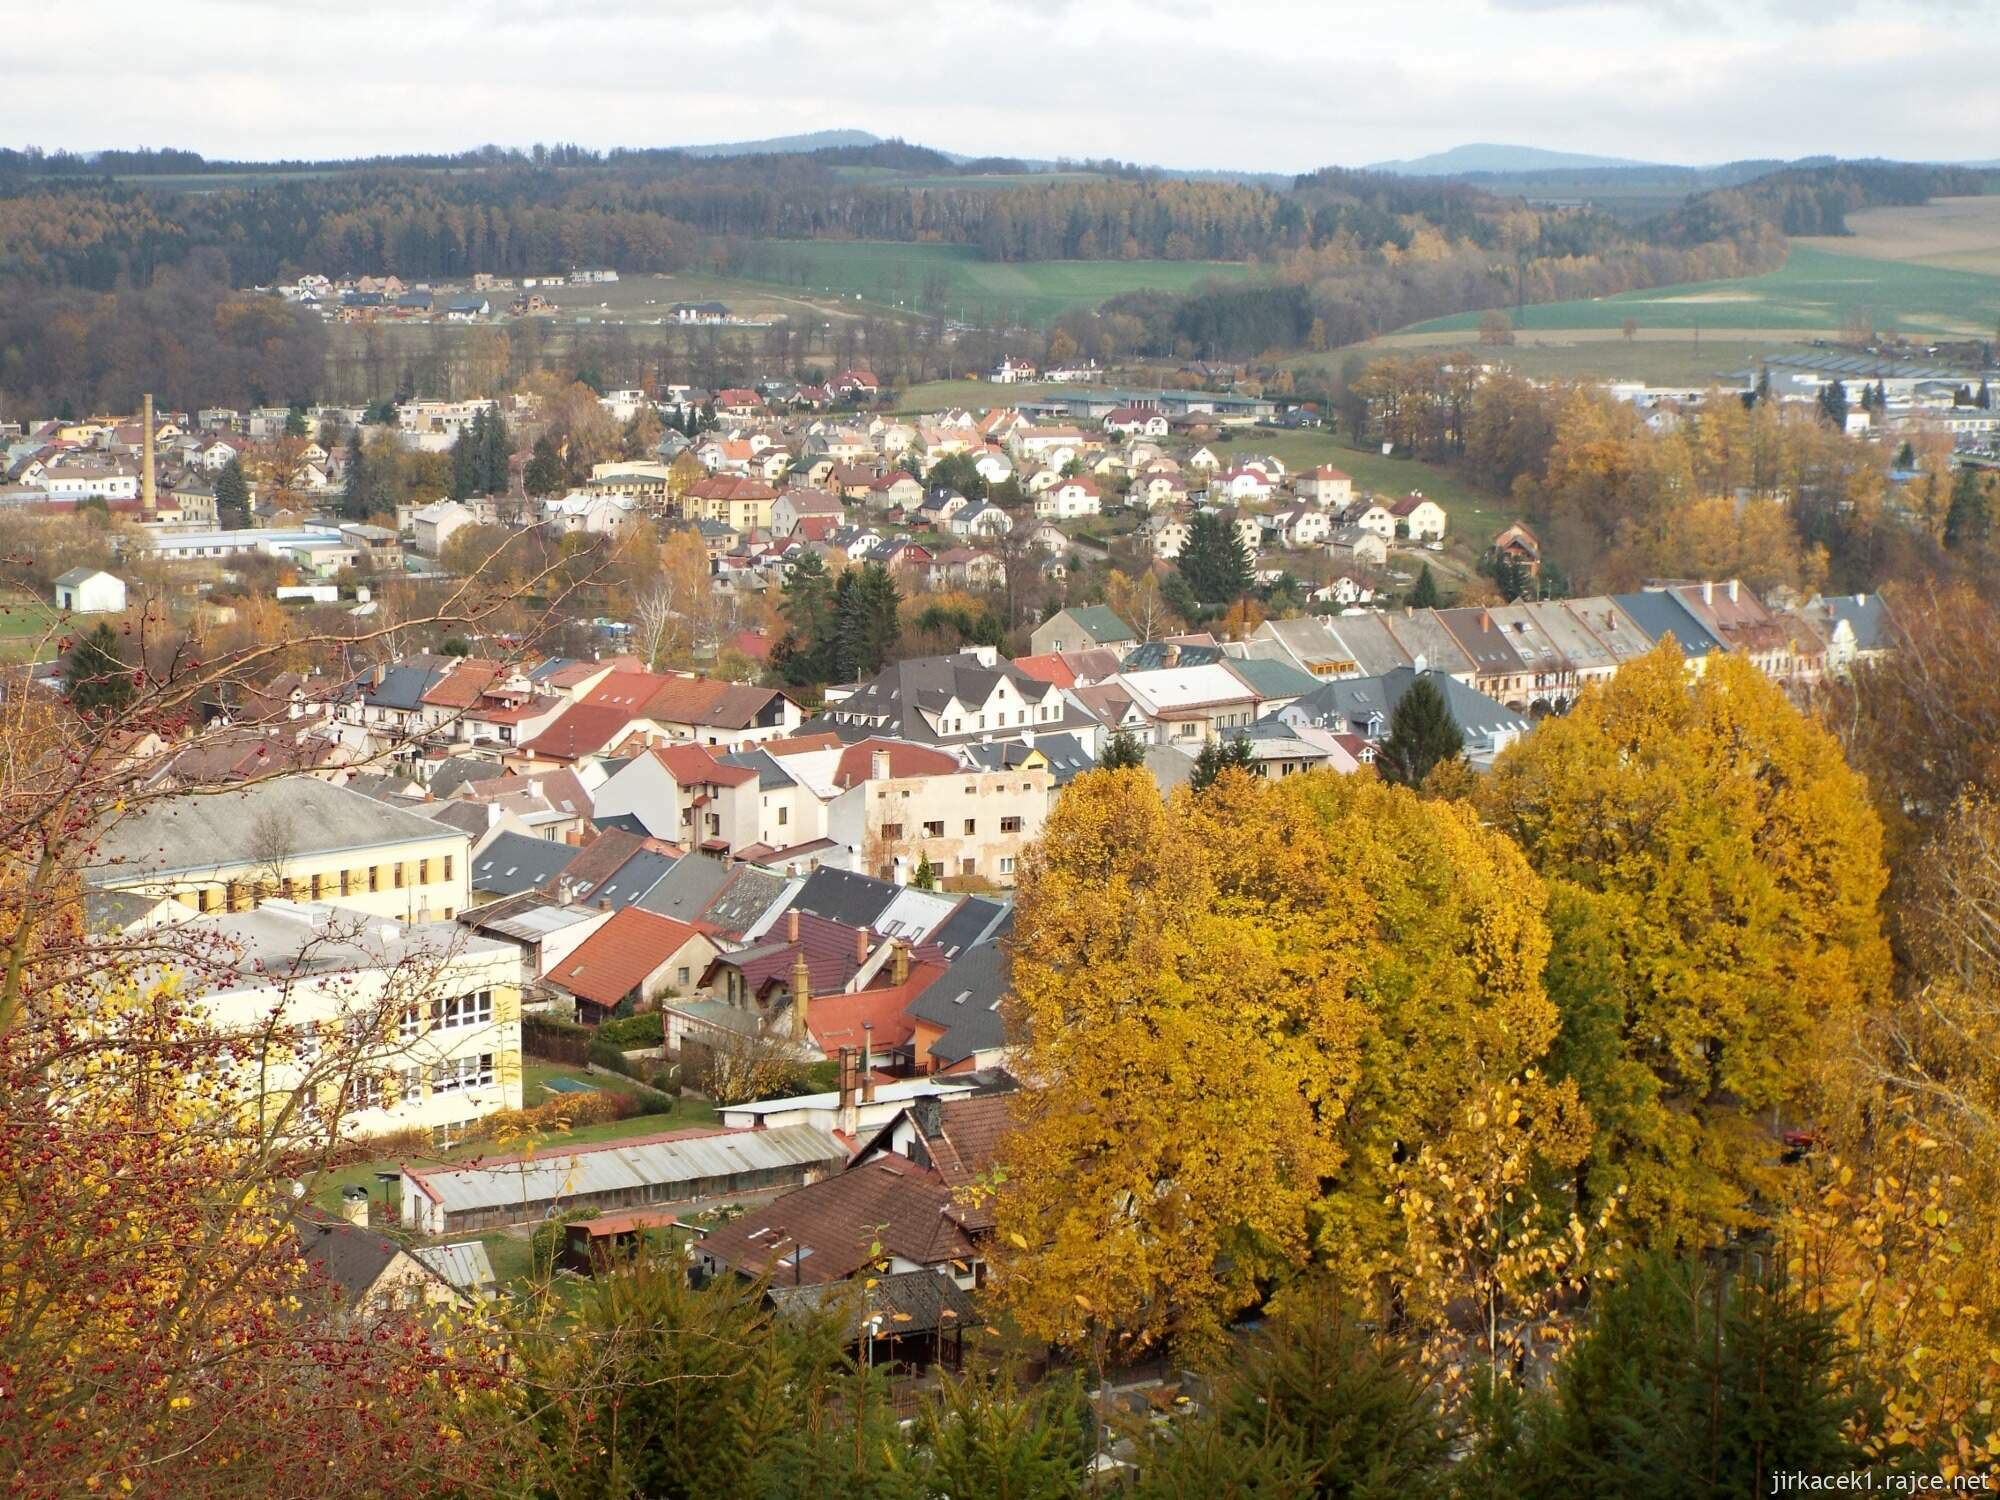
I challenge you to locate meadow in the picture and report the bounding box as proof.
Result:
[729,240,1254,325]
[1405,246,2000,341]
[0,590,62,665]
[1293,333,1812,388]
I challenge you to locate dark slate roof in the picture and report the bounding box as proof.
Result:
[634,854,734,923]
[471,831,575,897]
[365,662,449,712]
[1280,667,1530,744]
[1122,641,1223,671]
[790,866,901,930]
[423,801,495,840]
[1828,594,1890,650]
[1612,591,1726,658]
[700,867,795,938]
[905,941,1010,1065]
[426,756,508,799]
[296,1212,419,1311]
[594,811,652,838]
[768,1268,975,1340]
[718,748,796,791]
[584,850,678,910]
[924,896,1011,960]
[824,652,1063,746]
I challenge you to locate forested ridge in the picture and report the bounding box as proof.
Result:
[0,142,1981,411]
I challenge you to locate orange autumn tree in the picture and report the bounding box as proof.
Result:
[992,767,1573,1358]
[0,542,607,1497]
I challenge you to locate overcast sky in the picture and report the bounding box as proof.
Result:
[6,0,1996,172]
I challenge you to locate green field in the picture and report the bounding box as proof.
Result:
[733,240,1253,325]
[1234,431,1503,539]
[1292,334,1815,388]
[1408,246,2000,340]
[0,590,62,665]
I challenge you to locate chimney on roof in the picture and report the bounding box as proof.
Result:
[1163,641,1180,668]
[870,748,891,781]
[836,1047,857,1138]
[791,949,811,1041]
[861,1022,876,1102]
[855,926,869,966]
[598,898,610,912]
[340,1185,370,1227]
[891,940,909,986]
[1703,579,1714,605]
[1481,610,1492,632]
[140,393,156,514]
[1728,578,1740,602]
[786,908,799,942]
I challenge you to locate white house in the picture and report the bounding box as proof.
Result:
[1296,465,1355,509]
[53,568,127,614]
[1343,500,1399,540]
[1147,517,1192,560]
[1390,493,1448,542]
[1035,478,1102,521]
[1217,467,1275,502]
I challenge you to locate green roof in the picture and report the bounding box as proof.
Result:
[1061,605,1136,643]
[1227,656,1320,698]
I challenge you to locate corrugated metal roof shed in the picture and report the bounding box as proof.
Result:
[406,1124,844,1215]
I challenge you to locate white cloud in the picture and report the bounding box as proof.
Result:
[0,0,1993,169]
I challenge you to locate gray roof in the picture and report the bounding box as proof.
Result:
[700,867,796,936]
[471,832,574,897]
[1612,591,1726,658]
[924,896,1012,961]
[364,662,448,712]
[905,941,1010,1065]
[584,850,677,910]
[1122,641,1223,671]
[403,1124,846,1216]
[425,756,509,799]
[718,748,796,791]
[87,777,462,886]
[964,732,1096,787]
[634,854,734,923]
[769,1268,975,1339]
[297,1215,412,1309]
[423,801,497,840]
[1822,593,1891,651]
[790,866,901,929]
[1279,666,1530,746]
[414,1240,496,1291]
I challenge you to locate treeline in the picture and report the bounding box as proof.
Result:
[1064,228,1783,361]
[0,261,326,415]
[1649,159,1988,242]
[1341,353,1954,594]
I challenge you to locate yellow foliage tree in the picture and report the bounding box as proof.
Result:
[992,768,1563,1358]
[1480,644,1891,1245]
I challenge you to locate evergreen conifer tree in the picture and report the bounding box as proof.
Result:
[1378,674,1463,787]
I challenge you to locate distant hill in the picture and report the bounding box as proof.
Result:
[1365,143,1667,175]
[679,129,882,158]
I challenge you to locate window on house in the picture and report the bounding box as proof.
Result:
[777,806,788,826]
[1000,856,1016,875]
[393,864,405,890]
[431,1053,495,1096]
[343,1072,383,1112]
[923,821,944,839]
[882,823,904,840]
[399,1005,423,1043]
[433,990,493,1030]
[442,855,454,882]
[963,819,976,835]
[1000,816,1022,833]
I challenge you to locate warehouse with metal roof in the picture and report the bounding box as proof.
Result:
[399,1123,847,1234]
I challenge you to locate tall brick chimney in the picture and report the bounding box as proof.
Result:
[140,393,157,516]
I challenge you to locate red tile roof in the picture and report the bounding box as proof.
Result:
[520,703,643,761]
[1008,653,1077,690]
[419,660,505,709]
[653,742,758,788]
[832,737,960,788]
[697,1155,971,1284]
[545,907,705,1008]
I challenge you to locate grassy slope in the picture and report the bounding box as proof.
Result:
[1291,334,1812,388]
[0,590,64,665]
[1406,246,2000,340]
[735,240,1252,324]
